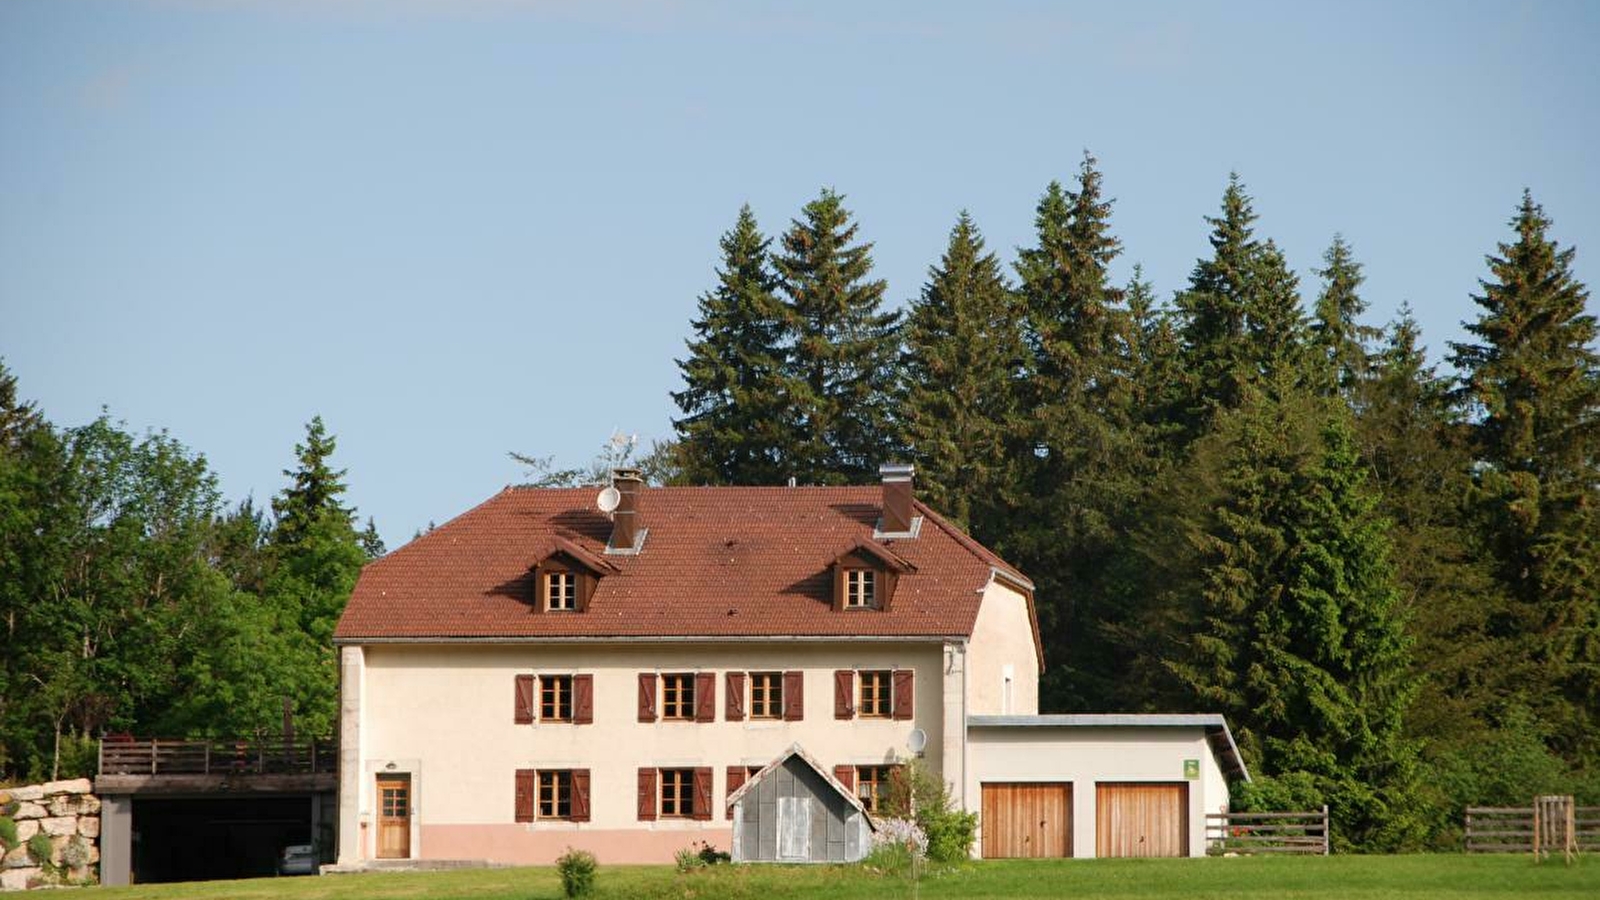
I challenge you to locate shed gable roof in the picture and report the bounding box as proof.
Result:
[334,485,1033,642]
[724,742,875,824]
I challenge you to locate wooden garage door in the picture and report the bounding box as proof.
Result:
[1096,783,1187,858]
[981,783,1071,858]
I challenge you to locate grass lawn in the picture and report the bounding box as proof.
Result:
[92,855,1599,900]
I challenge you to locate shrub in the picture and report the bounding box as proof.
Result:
[0,817,17,851]
[883,761,976,864]
[864,818,925,876]
[27,832,53,865]
[555,847,597,898]
[673,846,702,873]
[695,840,730,865]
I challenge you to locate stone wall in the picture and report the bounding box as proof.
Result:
[0,779,100,891]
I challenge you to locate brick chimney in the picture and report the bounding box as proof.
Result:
[879,463,915,535]
[609,468,644,552]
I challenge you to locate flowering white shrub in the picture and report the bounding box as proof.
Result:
[871,817,928,859]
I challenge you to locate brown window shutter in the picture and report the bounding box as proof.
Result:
[783,670,804,721]
[881,570,897,611]
[571,769,591,822]
[725,766,748,820]
[514,674,535,724]
[637,768,657,821]
[515,768,535,823]
[573,674,594,724]
[533,566,547,613]
[833,765,855,792]
[892,669,914,720]
[832,564,845,612]
[834,669,855,719]
[638,673,657,722]
[692,767,713,821]
[725,672,746,722]
[694,672,716,722]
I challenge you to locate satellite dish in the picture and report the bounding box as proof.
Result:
[907,728,928,755]
[596,486,621,513]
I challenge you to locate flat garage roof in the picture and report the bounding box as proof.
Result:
[967,714,1250,783]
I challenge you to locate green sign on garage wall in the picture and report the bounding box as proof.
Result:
[1183,759,1199,780]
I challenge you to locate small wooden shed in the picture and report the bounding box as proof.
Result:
[727,744,875,863]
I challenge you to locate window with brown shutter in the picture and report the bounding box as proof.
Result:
[659,768,693,817]
[833,764,855,791]
[725,672,746,721]
[661,674,695,720]
[571,769,591,822]
[834,669,855,719]
[749,672,781,719]
[537,770,572,818]
[783,670,804,720]
[540,675,574,721]
[638,673,657,722]
[573,674,594,724]
[892,669,914,720]
[692,767,713,821]
[694,672,716,722]
[855,765,893,813]
[514,675,535,724]
[515,768,535,822]
[858,670,891,717]
[637,768,657,820]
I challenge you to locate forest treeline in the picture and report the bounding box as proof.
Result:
[0,155,1593,852]
[667,156,1599,849]
[0,396,379,783]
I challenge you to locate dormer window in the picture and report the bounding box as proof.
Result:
[545,571,577,611]
[830,540,915,613]
[844,570,875,609]
[531,537,618,615]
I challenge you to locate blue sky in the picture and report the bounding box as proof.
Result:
[3,0,1597,548]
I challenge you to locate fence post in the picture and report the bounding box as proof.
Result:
[1322,805,1330,855]
[151,738,159,775]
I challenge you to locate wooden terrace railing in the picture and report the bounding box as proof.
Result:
[98,737,337,777]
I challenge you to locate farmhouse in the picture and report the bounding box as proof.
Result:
[331,466,1245,866]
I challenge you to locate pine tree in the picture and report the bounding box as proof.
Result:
[899,212,1026,533]
[1310,235,1380,396]
[1447,192,1600,764]
[672,205,795,485]
[774,188,901,484]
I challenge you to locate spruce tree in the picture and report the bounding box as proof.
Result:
[899,212,1026,534]
[774,189,901,483]
[1447,192,1600,764]
[1010,155,1145,710]
[1174,176,1309,436]
[271,415,351,547]
[1165,381,1420,848]
[672,205,795,485]
[1310,235,1379,397]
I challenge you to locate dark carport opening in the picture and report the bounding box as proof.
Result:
[132,795,314,883]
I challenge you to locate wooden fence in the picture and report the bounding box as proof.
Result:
[1465,805,1600,854]
[1205,807,1330,855]
[98,737,336,776]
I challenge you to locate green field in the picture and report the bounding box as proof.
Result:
[92,855,1598,900]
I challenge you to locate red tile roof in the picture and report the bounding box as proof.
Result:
[334,485,1034,642]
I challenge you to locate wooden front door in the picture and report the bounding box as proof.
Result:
[1095,783,1187,858]
[376,775,411,859]
[981,783,1071,858]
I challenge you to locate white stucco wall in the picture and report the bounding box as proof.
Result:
[965,580,1039,716]
[343,641,947,863]
[965,724,1234,858]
